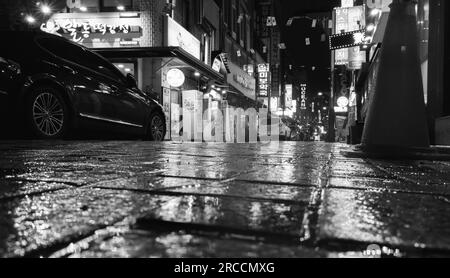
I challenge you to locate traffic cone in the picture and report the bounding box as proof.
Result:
[361,0,430,149]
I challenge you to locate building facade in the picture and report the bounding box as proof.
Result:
[38,0,272,142]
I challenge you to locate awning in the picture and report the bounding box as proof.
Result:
[94,47,225,84]
[372,12,389,44]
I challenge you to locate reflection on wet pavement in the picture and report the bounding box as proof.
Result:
[0,141,450,257]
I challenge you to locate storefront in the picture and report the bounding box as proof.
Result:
[42,12,225,141]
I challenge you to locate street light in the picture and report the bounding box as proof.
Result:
[41,5,51,15]
[25,15,36,24]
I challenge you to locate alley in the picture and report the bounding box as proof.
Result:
[0,141,449,258]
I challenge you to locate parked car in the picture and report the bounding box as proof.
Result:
[0,31,166,140]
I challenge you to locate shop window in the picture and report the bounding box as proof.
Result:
[224,0,231,29]
[173,0,190,29]
[67,0,100,13]
[101,0,133,12]
[231,0,238,39]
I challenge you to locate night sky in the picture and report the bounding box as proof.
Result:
[276,0,340,93]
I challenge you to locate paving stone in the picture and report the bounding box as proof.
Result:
[0,180,69,200]
[317,188,450,251]
[162,180,313,203]
[59,230,323,258]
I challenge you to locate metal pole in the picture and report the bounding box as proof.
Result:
[327,10,336,143]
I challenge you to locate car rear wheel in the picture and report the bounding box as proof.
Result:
[27,87,69,139]
[146,112,166,141]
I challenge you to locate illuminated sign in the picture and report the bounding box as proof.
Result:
[300,84,307,110]
[330,29,367,50]
[167,69,186,87]
[271,97,278,112]
[333,6,366,66]
[219,54,231,74]
[227,62,256,100]
[334,106,348,113]
[337,96,350,108]
[212,53,231,74]
[41,12,142,48]
[285,84,293,109]
[164,15,201,60]
[366,0,392,11]
[341,0,354,7]
[257,63,270,97]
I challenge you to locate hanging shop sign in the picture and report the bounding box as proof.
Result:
[285,84,293,109]
[212,53,231,74]
[164,15,201,60]
[257,63,270,98]
[167,68,186,88]
[330,29,367,50]
[348,45,366,69]
[333,6,366,67]
[227,62,256,100]
[300,84,307,110]
[41,13,142,48]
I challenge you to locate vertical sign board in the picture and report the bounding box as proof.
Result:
[285,84,293,109]
[162,88,171,140]
[270,97,279,112]
[182,91,203,142]
[300,84,307,110]
[334,7,349,65]
[257,64,271,97]
[333,6,366,67]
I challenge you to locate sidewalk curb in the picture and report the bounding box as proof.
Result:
[341,145,450,161]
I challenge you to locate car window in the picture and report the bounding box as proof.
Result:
[81,50,126,82]
[37,37,86,64]
[37,37,125,82]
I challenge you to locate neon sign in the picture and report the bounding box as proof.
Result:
[41,20,132,43]
[257,63,270,97]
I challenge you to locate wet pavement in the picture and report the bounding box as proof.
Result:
[1,141,450,258]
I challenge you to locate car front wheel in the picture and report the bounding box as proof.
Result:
[27,87,69,139]
[146,112,166,141]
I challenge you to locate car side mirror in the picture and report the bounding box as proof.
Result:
[126,73,137,88]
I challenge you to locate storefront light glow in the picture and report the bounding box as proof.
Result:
[370,9,381,16]
[167,68,185,87]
